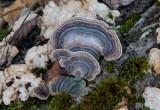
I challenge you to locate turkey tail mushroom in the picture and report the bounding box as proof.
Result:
[34,61,87,99]
[51,17,122,61]
[49,75,87,97]
[52,49,101,81]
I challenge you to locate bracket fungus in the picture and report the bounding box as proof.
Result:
[34,76,87,100]
[102,0,135,9]
[52,17,122,61]
[34,62,65,100]
[52,49,100,81]
[50,75,87,96]
[34,62,87,100]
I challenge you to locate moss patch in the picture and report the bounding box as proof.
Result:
[119,57,149,82]
[119,14,141,34]
[104,61,116,73]
[0,93,75,110]
[71,77,128,110]
[0,27,9,41]
[154,0,160,6]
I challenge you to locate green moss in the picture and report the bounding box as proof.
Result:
[88,80,97,85]
[71,77,128,110]
[119,57,149,82]
[0,27,9,41]
[119,14,141,34]
[138,95,145,103]
[105,61,116,73]
[69,103,81,110]
[154,0,160,6]
[128,94,137,107]
[47,93,75,110]
[128,94,145,107]
[0,93,75,110]
[128,85,145,107]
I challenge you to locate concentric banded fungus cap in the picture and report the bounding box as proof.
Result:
[52,17,122,61]
[52,49,101,81]
[49,75,87,97]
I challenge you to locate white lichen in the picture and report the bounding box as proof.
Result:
[0,41,19,66]
[156,27,160,44]
[1,64,43,105]
[139,29,152,39]
[143,87,160,110]
[148,48,160,74]
[111,10,120,17]
[0,71,5,94]
[2,87,16,105]
[25,42,52,70]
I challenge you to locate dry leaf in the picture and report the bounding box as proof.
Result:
[5,16,39,46]
[115,97,128,110]
[3,0,25,27]
[2,0,35,28]
[46,61,67,82]
[22,0,35,7]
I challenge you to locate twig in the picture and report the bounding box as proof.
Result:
[141,21,160,31]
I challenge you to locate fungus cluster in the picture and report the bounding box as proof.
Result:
[34,62,87,100]
[31,16,122,100]
[0,0,123,105]
[50,17,122,81]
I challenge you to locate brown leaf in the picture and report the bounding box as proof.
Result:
[46,61,67,82]
[10,91,19,101]
[22,0,35,7]
[115,97,128,110]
